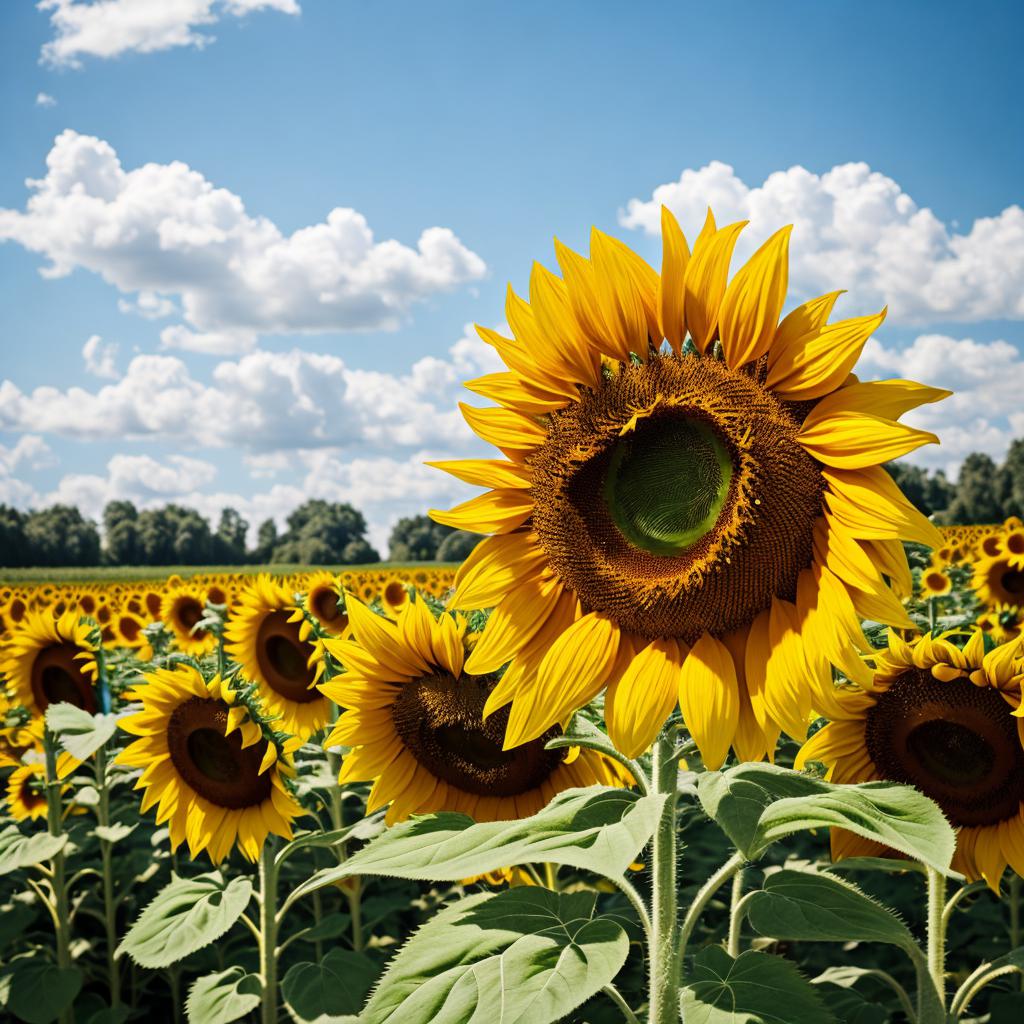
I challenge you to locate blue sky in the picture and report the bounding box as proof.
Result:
[1,0,1022,550]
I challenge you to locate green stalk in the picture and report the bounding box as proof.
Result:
[928,598,936,633]
[676,852,746,979]
[259,840,279,1024]
[43,728,72,1024]
[648,732,680,1024]
[95,746,121,1008]
[726,867,746,957]
[924,866,947,1017]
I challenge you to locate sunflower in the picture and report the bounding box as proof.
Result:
[117,664,304,863]
[428,211,947,766]
[4,762,49,821]
[973,553,1024,609]
[796,629,1024,888]
[224,575,330,739]
[160,583,216,657]
[1,610,99,716]
[985,604,1024,644]
[920,566,952,599]
[381,580,411,617]
[321,595,633,824]
[305,571,348,636]
[979,530,1005,560]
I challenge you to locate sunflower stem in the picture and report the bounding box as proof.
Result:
[928,598,936,633]
[259,839,279,1024]
[95,745,121,1008]
[648,732,680,1024]
[675,851,746,984]
[43,727,73,1024]
[924,866,947,1016]
[726,867,746,957]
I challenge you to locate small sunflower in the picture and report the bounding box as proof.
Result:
[429,211,948,766]
[224,575,330,739]
[381,580,411,617]
[979,530,1005,559]
[160,584,216,657]
[4,762,48,821]
[920,566,952,599]
[117,664,304,863]
[321,596,633,824]
[305,571,348,635]
[1,610,98,715]
[796,629,1024,888]
[973,553,1024,608]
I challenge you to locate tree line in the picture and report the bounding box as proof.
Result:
[3,438,1022,567]
[0,499,480,568]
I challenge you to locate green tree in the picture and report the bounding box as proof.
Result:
[214,507,249,564]
[945,453,1004,524]
[103,500,139,565]
[388,515,453,561]
[253,518,278,563]
[436,529,481,562]
[272,500,376,564]
[0,504,28,567]
[997,438,1024,518]
[23,505,101,566]
[885,462,954,517]
[342,537,380,564]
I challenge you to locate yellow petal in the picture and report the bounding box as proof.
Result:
[429,489,533,534]
[772,290,843,351]
[426,458,532,490]
[450,532,548,610]
[657,206,691,354]
[684,213,746,353]
[678,632,740,771]
[808,378,952,422]
[606,636,684,759]
[798,411,939,469]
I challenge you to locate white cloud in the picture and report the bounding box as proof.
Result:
[35,92,57,107]
[0,436,57,507]
[620,161,1024,323]
[117,290,176,319]
[159,324,257,355]
[82,333,120,378]
[0,324,498,453]
[857,333,1024,474]
[0,131,487,341]
[38,0,300,69]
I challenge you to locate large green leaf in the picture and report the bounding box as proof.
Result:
[0,905,36,949]
[697,763,955,872]
[680,947,835,1024]
[745,870,915,952]
[0,825,67,876]
[0,963,82,1024]
[282,949,379,1021]
[186,968,262,1024]
[117,873,254,968]
[362,887,629,1024]
[44,703,123,761]
[292,787,662,901]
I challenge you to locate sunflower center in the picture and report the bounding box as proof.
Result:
[175,597,206,637]
[255,610,319,703]
[119,616,141,642]
[530,355,824,642]
[1000,568,1024,600]
[310,588,342,623]
[604,417,733,556]
[167,697,272,809]
[865,669,1024,826]
[390,673,565,797]
[30,643,96,713]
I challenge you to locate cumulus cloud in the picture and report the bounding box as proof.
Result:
[82,334,120,378]
[0,131,487,341]
[38,0,300,69]
[0,324,500,453]
[35,92,57,107]
[620,161,1024,323]
[0,436,57,507]
[857,333,1024,474]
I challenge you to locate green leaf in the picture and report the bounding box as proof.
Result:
[292,787,663,901]
[186,968,261,1024]
[0,825,67,876]
[363,887,629,1024]
[0,963,83,1024]
[44,703,123,761]
[0,905,36,948]
[745,870,915,952]
[680,947,835,1024]
[298,913,351,943]
[697,763,955,873]
[282,949,379,1021]
[93,823,136,844]
[117,873,254,968]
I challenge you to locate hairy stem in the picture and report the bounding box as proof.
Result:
[259,841,279,1024]
[726,867,746,958]
[95,746,121,1008]
[923,866,947,1019]
[648,732,680,1024]
[43,729,72,1011]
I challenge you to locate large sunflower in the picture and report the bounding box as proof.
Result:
[1,610,98,716]
[160,583,216,657]
[429,211,947,766]
[796,630,1024,887]
[321,596,633,824]
[117,664,303,863]
[224,575,330,739]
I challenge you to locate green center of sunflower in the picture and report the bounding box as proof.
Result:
[604,417,733,556]
[865,669,1024,827]
[390,673,565,797]
[167,697,272,809]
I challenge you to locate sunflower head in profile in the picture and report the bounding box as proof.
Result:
[428,211,948,767]
[1,610,98,716]
[304,571,349,636]
[973,552,1024,609]
[117,664,304,863]
[320,595,633,825]
[160,583,216,657]
[224,575,330,739]
[4,762,49,822]
[797,629,1024,888]
[381,580,411,617]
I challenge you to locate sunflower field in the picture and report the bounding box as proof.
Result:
[3,219,1024,1024]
